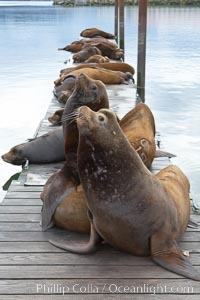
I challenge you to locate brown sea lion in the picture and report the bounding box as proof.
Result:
[53,75,76,100]
[41,73,109,232]
[84,55,110,63]
[57,68,134,86]
[43,103,173,233]
[48,109,64,126]
[80,28,116,39]
[49,106,200,281]
[59,38,117,53]
[120,103,156,168]
[1,128,65,165]
[92,43,123,60]
[72,46,101,63]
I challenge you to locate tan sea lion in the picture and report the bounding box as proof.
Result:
[49,106,200,281]
[120,103,156,168]
[84,55,110,63]
[72,46,101,63]
[60,62,135,76]
[57,68,134,86]
[41,73,109,232]
[80,28,116,39]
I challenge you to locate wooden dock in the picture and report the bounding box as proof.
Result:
[0,83,200,299]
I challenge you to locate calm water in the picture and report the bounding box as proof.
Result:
[0,2,199,206]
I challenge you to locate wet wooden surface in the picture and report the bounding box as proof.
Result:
[0,82,199,299]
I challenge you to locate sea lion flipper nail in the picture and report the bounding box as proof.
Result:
[155,149,176,158]
[151,235,200,281]
[49,223,103,254]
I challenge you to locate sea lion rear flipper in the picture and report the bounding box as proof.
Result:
[155,150,176,158]
[49,222,103,254]
[188,219,199,228]
[151,234,200,281]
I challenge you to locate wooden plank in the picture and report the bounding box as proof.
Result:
[0,265,200,279]
[0,241,199,254]
[0,206,41,214]
[0,252,199,266]
[0,253,154,266]
[0,199,42,206]
[8,185,43,192]
[0,278,199,295]
[0,230,199,242]
[5,192,41,199]
[0,214,40,222]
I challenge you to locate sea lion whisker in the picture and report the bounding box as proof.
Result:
[61,114,79,123]
[65,117,79,126]
[61,112,78,119]
[61,112,79,122]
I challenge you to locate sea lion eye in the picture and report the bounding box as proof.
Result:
[91,85,97,90]
[98,115,104,122]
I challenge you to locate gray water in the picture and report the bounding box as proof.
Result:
[0,2,199,206]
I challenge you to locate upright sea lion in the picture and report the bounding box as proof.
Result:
[57,68,134,86]
[53,75,76,100]
[1,128,65,165]
[80,28,116,39]
[84,55,110,63]
[50,106,200,281]
[41,73,109,232]
[72,46,101,63]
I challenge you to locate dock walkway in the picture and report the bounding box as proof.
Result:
[0,83,200,299]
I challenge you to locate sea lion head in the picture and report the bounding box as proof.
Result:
[113,48,124,59]
[2,145,27,166]
[77,106,121,149]
[66,73,109,112]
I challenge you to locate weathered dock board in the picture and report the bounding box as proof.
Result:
[0,82,199,299]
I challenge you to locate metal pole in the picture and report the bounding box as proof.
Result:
[137,0,147,102]
[115,0,119,43]
[119,0,125,58]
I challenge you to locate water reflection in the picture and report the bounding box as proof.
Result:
[0,4,199,206]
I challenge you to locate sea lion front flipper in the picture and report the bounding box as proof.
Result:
[155,149,176,158]
[49,222,103,254]
[151,234,200,281]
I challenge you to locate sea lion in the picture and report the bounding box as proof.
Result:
[48,109,64,126]
[92,43,123,60]
[1,128,65,165]
[53,75,76,100]
[120,103,156,168]
[72,46,101,63]
[57,68,134,86]
[49,106,200,281]
[60,62,135,76]
[41,73,109,232]
[84,55,110,63]
[80,28,116,39]
[59,38,117,53]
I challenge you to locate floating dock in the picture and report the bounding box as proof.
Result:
[0,81,200,299]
